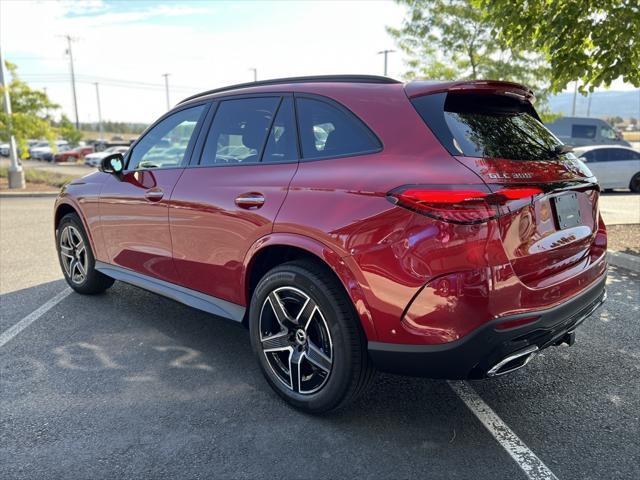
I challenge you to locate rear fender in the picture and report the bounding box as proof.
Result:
[243,233,378,341]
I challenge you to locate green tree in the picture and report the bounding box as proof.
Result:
[477,0,640,92]
[57,114,82,145]
[0,61,59,158]
[387,0,549,92]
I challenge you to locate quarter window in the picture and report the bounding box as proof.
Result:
[295,97,380,160]
[128,104,206,170]
[200,97,280,165]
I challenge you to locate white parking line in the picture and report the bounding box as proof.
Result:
[0,288,72,348]
[448,381,559,480]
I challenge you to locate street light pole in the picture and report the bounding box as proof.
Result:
[0,46,25,189]
[61,34,80,129]
[250,68,257,82]
[94,82,103,137]
[162,73,170,109]
[571,80,578,116]
[377,49,395,76]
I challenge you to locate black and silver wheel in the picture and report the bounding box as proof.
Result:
[249,260,375,413]
[630,172,640,193]
[56,213,114,294]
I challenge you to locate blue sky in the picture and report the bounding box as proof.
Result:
[1,0,407,123]
[1,0,636,124]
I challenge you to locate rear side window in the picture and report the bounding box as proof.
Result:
[609,148,638,161]
[572,124,597,139]
[200,97,280,165]
[412,93,566,161]
[295,97,380,160]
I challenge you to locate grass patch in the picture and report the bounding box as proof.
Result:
[0,166,75,188]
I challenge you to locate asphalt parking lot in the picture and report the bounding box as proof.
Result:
[1,197,639,479]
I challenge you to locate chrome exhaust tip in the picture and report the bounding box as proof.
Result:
[487,345,539,377]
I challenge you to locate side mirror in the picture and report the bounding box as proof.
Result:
[99,153,125,177]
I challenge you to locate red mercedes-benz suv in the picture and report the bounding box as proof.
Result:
[54,75,607,412]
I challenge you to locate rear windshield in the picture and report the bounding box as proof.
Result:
[411,93,565,161]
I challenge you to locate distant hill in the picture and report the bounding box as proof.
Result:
[547,90,640,119]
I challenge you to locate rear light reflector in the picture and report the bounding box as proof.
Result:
[387,185,543,224]
[495,316,540,331]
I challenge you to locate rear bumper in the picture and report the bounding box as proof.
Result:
[368,275,607,379]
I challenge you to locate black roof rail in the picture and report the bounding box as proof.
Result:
[178,75,400,105]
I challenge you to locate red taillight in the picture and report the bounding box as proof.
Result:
[388,185,543,224]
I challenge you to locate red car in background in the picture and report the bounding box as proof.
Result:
[53,75,607,413]
[54,145,94,162]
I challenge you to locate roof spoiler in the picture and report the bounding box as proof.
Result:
[405,80,535,104]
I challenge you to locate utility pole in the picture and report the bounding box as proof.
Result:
[571,80,578,116]
[162,73,170,109]
[61,34,80,129]
[94,82,103,138]
[586,92,592,117]
[377,49,395,76]
[0,46,25,189]
[249,68,257,82]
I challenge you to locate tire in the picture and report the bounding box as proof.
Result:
[630,173,640,193]
[56,213,115,294]
[249,260,375,413]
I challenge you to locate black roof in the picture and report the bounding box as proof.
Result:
[178,75,400,105]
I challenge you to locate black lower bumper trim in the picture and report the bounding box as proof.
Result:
[368,276,607,379]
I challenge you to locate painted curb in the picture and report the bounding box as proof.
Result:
[608,250,640,274]
[0,191,59,198]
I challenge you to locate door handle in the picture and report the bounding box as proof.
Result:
[235,193,265,209]
[144,188,164,202]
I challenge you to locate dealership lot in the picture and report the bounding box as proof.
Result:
[1,197,639,479]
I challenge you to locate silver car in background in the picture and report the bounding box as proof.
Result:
[84,146,129,167]
[575,145,640,192]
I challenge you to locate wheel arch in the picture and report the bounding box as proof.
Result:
[243,233,378,341]
[54,198,98,258]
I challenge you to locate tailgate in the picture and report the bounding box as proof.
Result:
[410,87,601,285]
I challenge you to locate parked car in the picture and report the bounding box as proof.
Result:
[28,140,50,158]
[40,143,72,162]
[0,142,9,157]
[54,146,95,163]
[31,140,70,160]
[83,146,129,167]
[574,145,640,192]
[54,76,607,413]
[545,117,632,147]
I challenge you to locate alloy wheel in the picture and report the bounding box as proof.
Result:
[259,286,333,394]
[59,225,88,285]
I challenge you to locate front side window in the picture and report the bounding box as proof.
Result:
[572,124,597,139]
[296,97,380,160]
[600,127,616,140]
[128,104,206,170]
[200,97,280,165]
[594,149,610,162]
